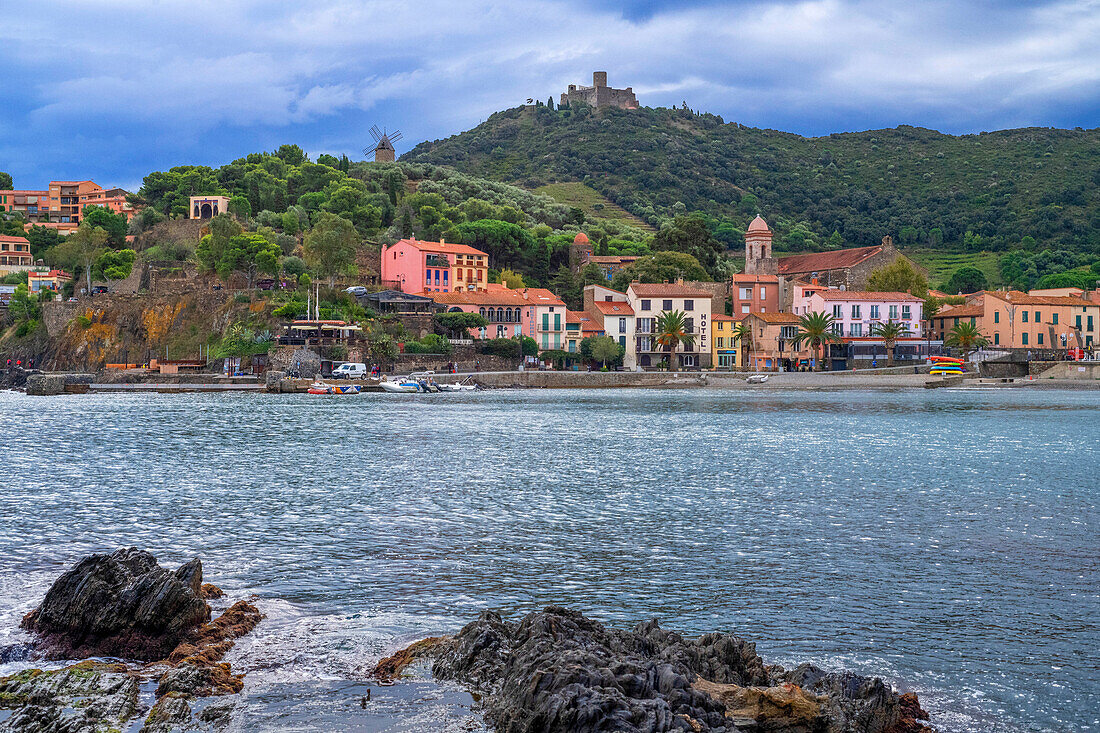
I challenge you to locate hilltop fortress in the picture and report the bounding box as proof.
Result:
[560,72,639,110]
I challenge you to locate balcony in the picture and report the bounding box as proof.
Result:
[425,254,449,268]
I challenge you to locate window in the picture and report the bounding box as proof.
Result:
[619,335,626,348]
[684,300,694,311]
[618,318,626,333]
[641,299,651,311]
[851,305,861,319]
[832,304,842,318]
[554,314,561,330]
[741,305,750,314]
[1037,332,1044,345]
[425,269,431,283]
[1076,315,1082,330]
[1022,333,1028,345]
[831,323,843,336]
[994,333,999,345]
[1022,311,1028,323]
[850,323,862,337]
[638,336,652,351]
[870,305,880,320]
[889,305,899,319]
[717,337,724,348]
[1089,316,1095,331]
[542,313,549,330]
[902,305,911,320]
[1052,313,1058,325]
[759,287,766,299]
[739,287,751,300]
[662,300,672,311]
[541,334,548,349]
[684,318,694,334]
[1034,310,1040,323]
[477,269,483,282]
[443,271,448,285]
[568,341,576,353]
[994,311,999,324]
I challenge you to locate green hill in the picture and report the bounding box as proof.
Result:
[404,105,1100,255]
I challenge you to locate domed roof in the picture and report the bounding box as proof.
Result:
[746,215,770,234]
[573,232,590,245]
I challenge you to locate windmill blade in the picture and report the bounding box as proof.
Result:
[389,130,403,143]
[369,125,383,142]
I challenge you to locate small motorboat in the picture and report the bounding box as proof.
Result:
[746,374,769,384]
[379,378,420,393]
[307,382,362,395]
[438,383,477,392]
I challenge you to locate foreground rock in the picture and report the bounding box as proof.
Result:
[421,606,931,733]
[21,548,211,661]
[3,550,263,732]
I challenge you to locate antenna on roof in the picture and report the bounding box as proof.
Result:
[364,125,403,163]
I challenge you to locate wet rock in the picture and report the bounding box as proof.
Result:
[0,661,141,732]
[429,606,928,733]
[142,694,194,732]
[21,548,211,661]
[167,601,263,665]
[200,584,225,600]
[373,636,449,681]
[157,662,244,697]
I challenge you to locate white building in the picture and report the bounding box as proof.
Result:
[626,281,714,369]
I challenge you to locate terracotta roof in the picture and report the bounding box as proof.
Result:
[628,282,713,298]
[748,312,800,324]
[777,245,883,275]
[731,273,780,283]
[579,312,604,333]
[588,255,639,264]
[584,284,626,296]
[573,232,589,244]
[988,290,1096,307]
[566,309,585,324]
[392,238,489,257]
[522,288,567,307]
[591,300,634,315]
[814,290,923,302]
[430,289,530,306]
[712,314,737,321]
[0,235,31,243]
[746,215,770,234]
[936,305,984,318]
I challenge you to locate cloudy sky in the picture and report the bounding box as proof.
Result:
[2,0,1098,191]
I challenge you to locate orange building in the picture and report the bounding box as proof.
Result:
[0,180,136,235]
[0,235,34,275]
[382,238,490,293]
[932,290,1099,349]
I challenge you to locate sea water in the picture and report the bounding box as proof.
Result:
[0,388,1096,732]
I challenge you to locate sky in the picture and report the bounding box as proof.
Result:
[1,0,1099,191]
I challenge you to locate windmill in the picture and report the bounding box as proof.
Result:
[365,125,402,163]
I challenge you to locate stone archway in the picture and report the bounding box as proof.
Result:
[200,203,213,218]
[194,204,201,218]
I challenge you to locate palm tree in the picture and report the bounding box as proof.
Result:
[792,311,842,371]
[944,321,988,359]
[655,310,696,372]
[730,320,754,370]
[870,320,911,367]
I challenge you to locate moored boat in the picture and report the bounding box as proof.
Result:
[307,382,362,395]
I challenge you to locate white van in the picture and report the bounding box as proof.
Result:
[331,363,367,380]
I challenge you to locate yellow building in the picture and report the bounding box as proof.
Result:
[712,314,739,369]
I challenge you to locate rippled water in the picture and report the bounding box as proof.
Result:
[0,388,1097,732]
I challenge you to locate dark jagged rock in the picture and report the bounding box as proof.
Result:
[0,661,141,733]
[21,548,211,661]
[372,636,448,681]
[429,606,931,733]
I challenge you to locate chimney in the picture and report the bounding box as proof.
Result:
[440,236,445,244]
[811,277,819,286]
[676,277,684,286]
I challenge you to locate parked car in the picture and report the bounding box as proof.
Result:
[256,279,276,291]
[92,285,109,295]
[345,286,368,296]
[331,362,367,380]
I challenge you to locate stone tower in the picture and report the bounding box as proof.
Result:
[744,215,777,275]
[570,232,593,270]
[374,137,396,163]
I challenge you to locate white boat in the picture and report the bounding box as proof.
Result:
[746,374,769,384]
[438,383,477,392]
[380,378,420,393]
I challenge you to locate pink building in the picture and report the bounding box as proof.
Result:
[792,286,924,338]
[381,238,490,293]
[431,285,567,349]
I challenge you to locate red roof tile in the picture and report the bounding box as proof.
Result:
[628,282,714,298]
[747,312,801,324]
[935,305,984,318]
[591,300,634,315]
[393,238,489,257]
[814,290,922,302]
[0,235,30,244]
[777,245,883,275]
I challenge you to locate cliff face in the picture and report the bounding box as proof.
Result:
[28,289,278,371]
